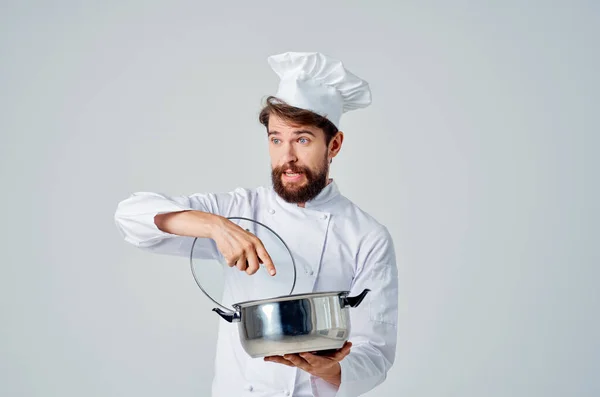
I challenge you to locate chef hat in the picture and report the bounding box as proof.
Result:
[267,51,371,129]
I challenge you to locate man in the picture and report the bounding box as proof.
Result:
[115,51,398,397]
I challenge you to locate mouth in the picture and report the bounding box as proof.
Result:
[282,170,305,182]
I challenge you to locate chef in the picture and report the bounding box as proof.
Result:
[114,51,398,397]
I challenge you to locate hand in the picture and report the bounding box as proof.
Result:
[263,341,352,387]
[211,216,276,276]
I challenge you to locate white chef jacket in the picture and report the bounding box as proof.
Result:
[114,180,398,397]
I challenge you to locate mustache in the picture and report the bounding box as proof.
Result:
[275,164,308,174]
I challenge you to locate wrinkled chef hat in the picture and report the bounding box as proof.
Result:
[267,51,372,129]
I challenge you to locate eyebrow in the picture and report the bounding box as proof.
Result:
[267,129,317,137]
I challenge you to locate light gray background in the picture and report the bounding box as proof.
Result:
[1,1,598,396]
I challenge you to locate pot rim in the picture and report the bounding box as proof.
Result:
[232,290,349,308]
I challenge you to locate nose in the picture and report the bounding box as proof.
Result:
[280,144,297,164]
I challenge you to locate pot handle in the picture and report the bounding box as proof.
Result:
[212,307,241,323]
[340,289,371,308]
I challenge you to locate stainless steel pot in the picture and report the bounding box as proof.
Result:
[189,217,370,358]
[213,289,370,358]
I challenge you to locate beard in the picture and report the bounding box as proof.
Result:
[272,156,329,204]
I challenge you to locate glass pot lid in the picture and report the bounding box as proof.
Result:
[189,216,297,311]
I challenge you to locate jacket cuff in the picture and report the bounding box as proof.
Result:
[116,198,191,246]
[309,375,339,397]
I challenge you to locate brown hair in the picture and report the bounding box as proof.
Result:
[259,96,339,145]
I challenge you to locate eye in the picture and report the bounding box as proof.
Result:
[271,138,281,144]
[298,137,310,144]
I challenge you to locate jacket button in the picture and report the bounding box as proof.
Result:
[321,214,328,220]
[269,209,275,214]
[245,384,253,391]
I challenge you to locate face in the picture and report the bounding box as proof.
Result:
[268,114,343,204]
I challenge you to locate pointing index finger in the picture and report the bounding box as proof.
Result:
[256,244,276,276]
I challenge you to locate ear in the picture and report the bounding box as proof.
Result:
[328,131,344,160]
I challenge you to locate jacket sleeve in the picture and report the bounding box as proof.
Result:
[310,226,399,397]
[113,188,252,258]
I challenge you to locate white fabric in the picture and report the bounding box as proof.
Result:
[268,52,372,129]
[114,180,398,396]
